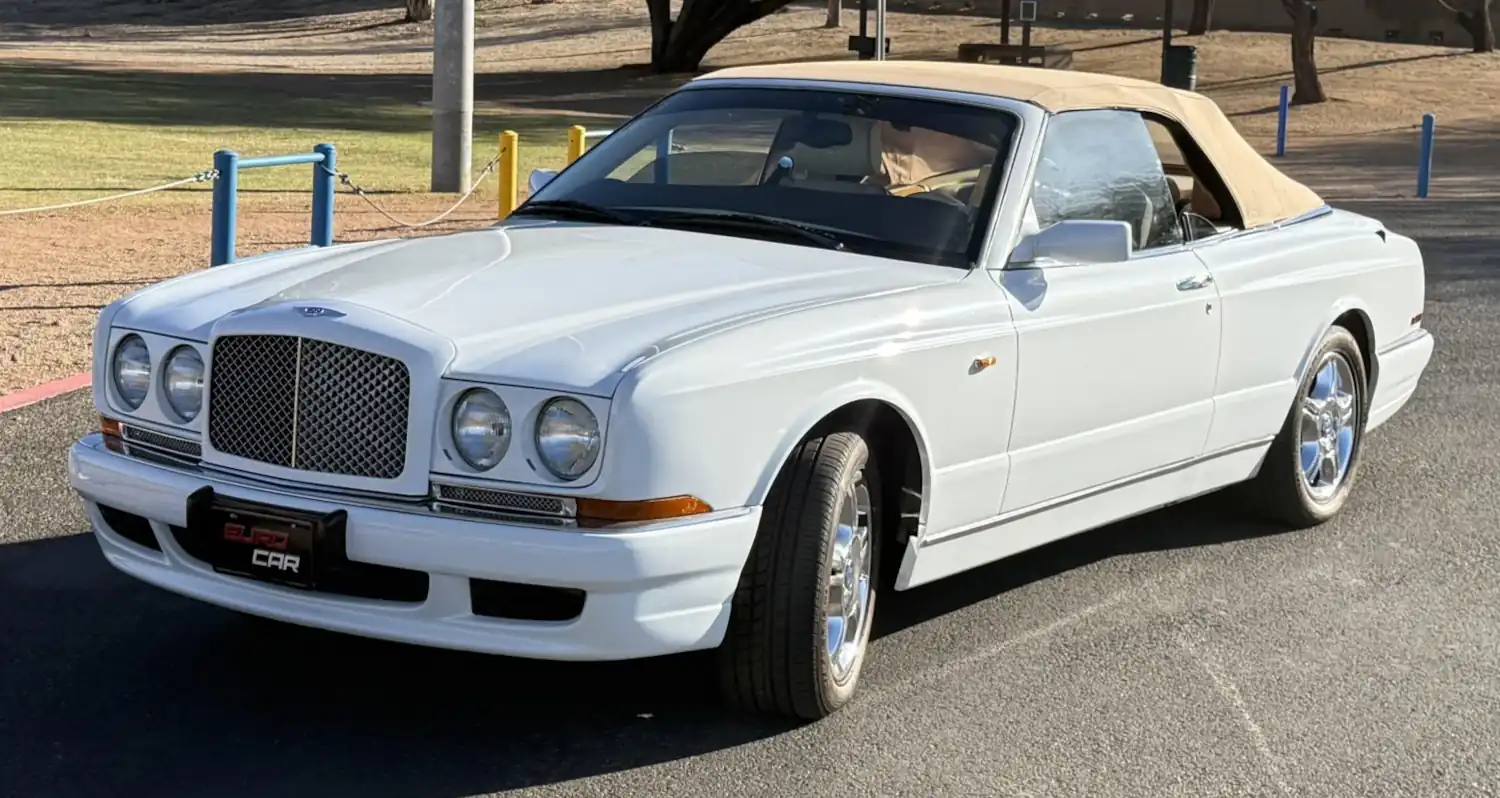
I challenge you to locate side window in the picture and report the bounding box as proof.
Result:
[1031,109,1183,252]
[1142,115,1239,239]
[606,111,786,187]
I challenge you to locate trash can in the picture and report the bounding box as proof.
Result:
[1161,44,1198,91]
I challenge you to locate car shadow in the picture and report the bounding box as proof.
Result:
[873,490,1287,640]
[0,486,1288,798]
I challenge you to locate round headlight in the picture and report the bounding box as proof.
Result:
[452,388,512,470]
[535,397,600,480]
[111,335,152,410]
[162,346,205,421]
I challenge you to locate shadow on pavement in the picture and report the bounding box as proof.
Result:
[1,486,1289,798]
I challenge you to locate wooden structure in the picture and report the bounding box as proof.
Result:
[956,42,1074,69]
[962,0,1071,70]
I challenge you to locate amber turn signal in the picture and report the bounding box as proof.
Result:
[100,416,126,453]
[100,416,123,438]
[575,495,713,524]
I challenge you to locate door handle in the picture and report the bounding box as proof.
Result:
[1176,274,1214,291]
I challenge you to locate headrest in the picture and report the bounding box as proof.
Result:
[1165,174,1189,204]
[783,117,882,180]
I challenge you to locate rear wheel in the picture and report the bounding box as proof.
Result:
[1243,325,1368,528]
[716,429,881,720]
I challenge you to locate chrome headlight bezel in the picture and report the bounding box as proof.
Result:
[110,334,152,411]
[161,345,205,422]
[534,396,602,481]
[451,387,513,471]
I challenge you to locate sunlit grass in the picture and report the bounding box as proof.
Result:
[0,65,586,211]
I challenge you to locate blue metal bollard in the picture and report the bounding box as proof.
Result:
[1417,114,1436,199]
[311,143,336,248]
[210,149,239,267]
[1276,85,1289,158]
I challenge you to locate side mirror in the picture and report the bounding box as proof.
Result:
[1009,219,1133,266]
[528,168,558,195]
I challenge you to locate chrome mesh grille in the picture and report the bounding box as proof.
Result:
[208,335,410,479]
[433,483,571,516]
[122,425,203,461]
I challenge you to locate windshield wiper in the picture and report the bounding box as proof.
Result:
[647,210,846,251]
[511,199,647,226]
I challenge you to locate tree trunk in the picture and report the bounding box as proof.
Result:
[1188,0,1214,35]
[1283,0,1326,105]
[404,0,433,23]
[648,0,796,73]
[646,0,673,67]
[1455,2,1497,53]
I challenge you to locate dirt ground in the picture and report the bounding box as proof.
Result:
[3,0,1500,394]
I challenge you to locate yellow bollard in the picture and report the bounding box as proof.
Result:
[566,125,587,165]
[497,130,519,219]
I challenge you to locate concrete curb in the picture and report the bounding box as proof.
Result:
[0,372,90,415]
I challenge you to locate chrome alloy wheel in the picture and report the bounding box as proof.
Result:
[826,470,873,685]
[1299,353,1358,502]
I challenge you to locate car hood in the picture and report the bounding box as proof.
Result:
[114,220,964,396]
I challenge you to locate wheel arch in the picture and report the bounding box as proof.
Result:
[749,384,932,575]
[1294,300,1378,394]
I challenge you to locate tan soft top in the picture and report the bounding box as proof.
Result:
[694,61,1325,229]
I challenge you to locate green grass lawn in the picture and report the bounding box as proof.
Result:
[0,64,596,211]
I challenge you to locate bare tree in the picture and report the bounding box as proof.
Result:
[1281,0,1326,104]
[1436,0,1496,52]
[1187,0,1214,35]
[405,0,434,23]
[646,0,797,73]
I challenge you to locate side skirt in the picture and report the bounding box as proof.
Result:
[895,437,1274,590]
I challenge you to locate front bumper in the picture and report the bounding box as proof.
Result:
[68,434,760,661]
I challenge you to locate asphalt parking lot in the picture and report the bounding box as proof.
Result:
[3,197,1498,798]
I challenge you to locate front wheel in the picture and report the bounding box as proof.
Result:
[1243,325,1369,528]
[716,429,881,720]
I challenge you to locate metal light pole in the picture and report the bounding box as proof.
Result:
[431,0,474,193]
[1162,0,1175,52]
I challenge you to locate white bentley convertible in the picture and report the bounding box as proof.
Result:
[70,61,1433,720]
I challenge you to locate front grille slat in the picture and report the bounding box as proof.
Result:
[434,484,570,516]
[208,334,410,480]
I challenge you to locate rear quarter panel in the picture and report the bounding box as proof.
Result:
[1193,208,1426,451]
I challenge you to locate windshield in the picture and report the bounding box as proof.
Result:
[520,86,1020,268]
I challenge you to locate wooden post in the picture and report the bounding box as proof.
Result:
[1001,0,1012,45]
[826,0,841,27]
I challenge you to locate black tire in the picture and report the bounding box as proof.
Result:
[716,428,882,720]
[1242,325,1369,528]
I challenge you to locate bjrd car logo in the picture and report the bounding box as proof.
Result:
[251,548,302,573]
[223,522,302,573]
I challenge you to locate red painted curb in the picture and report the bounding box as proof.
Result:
[0,372,91,415]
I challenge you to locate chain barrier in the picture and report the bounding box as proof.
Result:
[0,170,219,217]
[3,153,500,228]
[322,151,502,230]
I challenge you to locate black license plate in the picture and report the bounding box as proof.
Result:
[185,488,348,591]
